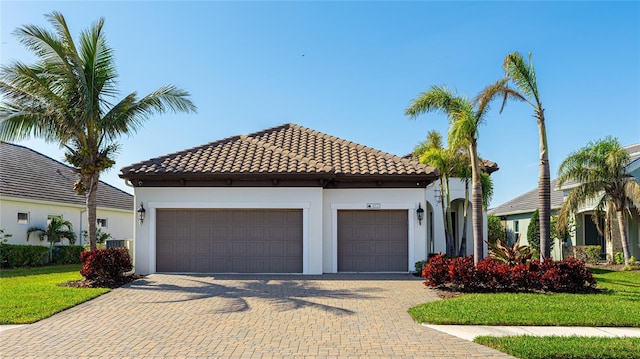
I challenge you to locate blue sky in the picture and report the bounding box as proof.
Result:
[1,1,639,207]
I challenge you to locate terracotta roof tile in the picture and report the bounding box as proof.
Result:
[120,123,436,179]
[1,142,133,211]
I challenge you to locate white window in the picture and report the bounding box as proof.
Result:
[97,218,108,228]
[17,212,29,224]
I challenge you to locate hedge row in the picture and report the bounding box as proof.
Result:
[422,254,596,293]
[0,244,84,268]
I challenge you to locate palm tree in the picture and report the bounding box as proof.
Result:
[0,12,196,250]
[27,217,76,263]
[413,131,457,256]
[406,80,522,264]
[557,137,640,266]
[503,52,551,260]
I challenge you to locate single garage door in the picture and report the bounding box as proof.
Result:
[156,209,303,273]
[338,210,408,272]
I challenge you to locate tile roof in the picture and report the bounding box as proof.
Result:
[489,178,565,216]
[0,142,133,211]
[120,123,437,181]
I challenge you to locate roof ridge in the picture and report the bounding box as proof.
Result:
[240,135,335,173]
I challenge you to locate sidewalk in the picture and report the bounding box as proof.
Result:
[425,324,640,341]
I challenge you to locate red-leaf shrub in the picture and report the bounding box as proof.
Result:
[448,256,477,289]
[422,254,596,293]
[540,257,596,292]
[80,248,132,285]
[422,253,451,287]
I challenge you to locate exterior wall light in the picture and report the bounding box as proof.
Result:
[416,203,425,225]
[137,202,146,224]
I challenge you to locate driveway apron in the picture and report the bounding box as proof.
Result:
[1,273,512,358]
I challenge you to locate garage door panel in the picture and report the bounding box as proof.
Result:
[338,210,408,272]
[156,209,302,273]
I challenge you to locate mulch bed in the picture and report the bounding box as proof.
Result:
[60,274,144,289]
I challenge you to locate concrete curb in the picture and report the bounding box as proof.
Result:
[424,324,640,341]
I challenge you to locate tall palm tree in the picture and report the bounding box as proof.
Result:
[0,12,196,250]
[557,137,640,266]
[503,52,551,260]
[27,217,76,263]
[406,80,522,264]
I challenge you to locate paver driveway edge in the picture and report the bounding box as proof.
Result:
[1,273,514,358]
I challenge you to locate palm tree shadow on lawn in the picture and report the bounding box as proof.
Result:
[125,275,391,316]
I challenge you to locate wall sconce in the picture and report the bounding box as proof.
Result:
[434,189,443,204]
[137,202,146,224]
[416,203,425,225]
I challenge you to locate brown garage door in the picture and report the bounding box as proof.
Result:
[338,210,408,272]
[156,209,303,273]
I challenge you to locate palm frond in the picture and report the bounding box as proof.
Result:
[503,52,539,108]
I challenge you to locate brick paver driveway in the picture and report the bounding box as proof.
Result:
[1,273,512,358]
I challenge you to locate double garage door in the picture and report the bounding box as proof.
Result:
[155,208,409,273]
[156,209,303,273]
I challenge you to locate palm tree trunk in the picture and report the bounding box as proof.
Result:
[469,143,484,265]
[86,171,99,251]
[458,178,469,256]
[537,111,551,261]
[616,210,631,266]
[444,178,455,256]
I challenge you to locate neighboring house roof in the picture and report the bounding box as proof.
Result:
[489,178,565,216]
[0,142,133,211]
[120,123,438,187]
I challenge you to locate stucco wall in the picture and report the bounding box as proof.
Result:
[0,198,132,246]
[133,187,324,275]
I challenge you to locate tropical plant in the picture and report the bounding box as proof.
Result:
[557,137,640,265]
[503,52,551,261]
[406,80,522,264]
[26,217,76,262]
[488,237,533,266]
[82,228,113,244]
[0,12,197,250]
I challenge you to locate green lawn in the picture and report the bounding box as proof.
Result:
[474,336,640,359]
[409,269,640,326]
[0,265,110,324]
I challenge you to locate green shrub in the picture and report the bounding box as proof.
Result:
[83,242,106,251]
[584,246,602,265]
[52,245,84,264]
[613,252,625,265]
[0,244,49,268]
[415,260,428,273]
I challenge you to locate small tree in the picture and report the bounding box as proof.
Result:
[27,217,76,263]
[527,209,554,256]
[487,214,505,245]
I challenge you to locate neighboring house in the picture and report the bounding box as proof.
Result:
[489,179,565,259]
[0,142,134,246]
[490,143,640,262]
[120,123,496,275]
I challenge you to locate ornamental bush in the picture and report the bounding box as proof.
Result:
[0,244,49,268]
[80,248,132,285]
[422,254,596,293]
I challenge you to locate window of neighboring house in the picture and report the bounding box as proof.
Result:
[17,212,29,224]
[97,218,108,228]
[514,220,520,233]
[47,214,62,225]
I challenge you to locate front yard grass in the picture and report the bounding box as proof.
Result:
[474,336,640,359]
[408,269,640,326]
[0,264,110,324]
